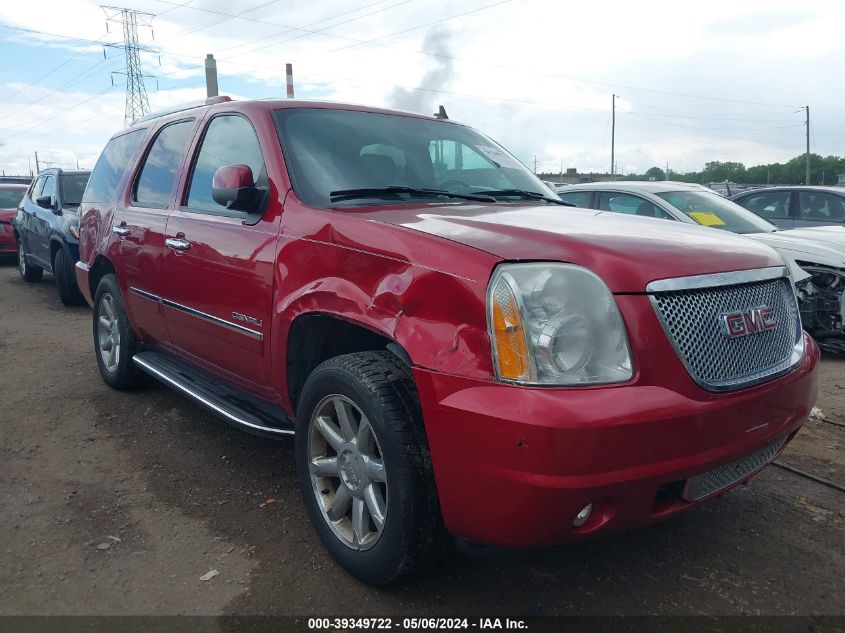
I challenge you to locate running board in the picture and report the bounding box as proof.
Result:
[132,351,295,437]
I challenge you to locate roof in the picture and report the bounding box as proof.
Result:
[124,96,453,134]
[36,168,91,176]
[732,186,845,195]
[0,182,28,189]
[563,180,711,194]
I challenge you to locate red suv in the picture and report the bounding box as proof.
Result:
[76,97,818,585]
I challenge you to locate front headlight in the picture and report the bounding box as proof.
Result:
[488,262,633,385]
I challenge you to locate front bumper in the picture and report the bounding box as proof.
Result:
[413,333,819,548]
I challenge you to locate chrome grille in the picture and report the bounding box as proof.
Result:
[648,269,802,391]
[682,437,786,501]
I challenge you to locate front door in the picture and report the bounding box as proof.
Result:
[30,174,55,266]
[163,113,280,392]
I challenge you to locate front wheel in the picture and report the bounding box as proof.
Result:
[55,248,85,306]
[93,274,143,390]
[295,351,447,585]
[18,240,43,283]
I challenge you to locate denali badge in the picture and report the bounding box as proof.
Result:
[721,306,776,338]
[232,312,263,327]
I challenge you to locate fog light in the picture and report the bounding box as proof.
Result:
[573,503,593,527]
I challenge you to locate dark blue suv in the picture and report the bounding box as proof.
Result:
[15,168,91,305]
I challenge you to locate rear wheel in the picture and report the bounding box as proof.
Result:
[18,241,43,283]
[55,248,85,306]
[295,351,447,585]
[93,274,143,390]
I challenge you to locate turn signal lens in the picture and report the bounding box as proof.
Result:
[490,273,531,381]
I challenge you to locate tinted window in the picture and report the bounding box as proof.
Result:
[186,115,265,212]
[134,121,195,209]
[31,177,46,199]
[736,191,791,220]
[0,188,25,208]
[798,191,845,222]
[273,108,547,207]
[40,176,56,199]
[61,174,90,206]
[656,190,776,234]
[598,192,672,219]
[558,191,594,207]
[83,129,146,204]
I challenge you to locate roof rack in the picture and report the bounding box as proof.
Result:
[133,95,233,125]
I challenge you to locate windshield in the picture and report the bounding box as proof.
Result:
[0,187,25,209]
[655,190,777,234]
[273,108,548,207]
[61,173,90,206]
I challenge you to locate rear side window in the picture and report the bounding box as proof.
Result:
[558,191,594,207]
[82,129,146,204]
[598,192,671,219]
[186,115,265,212]
[133,120,195,209]
[798,191,845,222]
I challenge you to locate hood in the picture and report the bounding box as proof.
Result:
[358,204,783,293]
[746,226,845,282]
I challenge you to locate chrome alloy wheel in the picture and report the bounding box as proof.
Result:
[18,242,26,276]
[97,293,121,373]
[308,394,388,550]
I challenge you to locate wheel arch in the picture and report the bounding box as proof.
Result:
[285,312,413,414]
[88,255,116,299]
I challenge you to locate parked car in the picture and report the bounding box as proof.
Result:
[76,97,817,585]
[14,168,91,305]
[0,183,29,257]
[560,181,845,353]
[731,186,845,230]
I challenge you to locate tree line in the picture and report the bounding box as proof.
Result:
[624,153,845,186]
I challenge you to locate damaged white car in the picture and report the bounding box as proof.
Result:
[559,181,845,353]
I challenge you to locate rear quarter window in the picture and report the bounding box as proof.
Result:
[82,129,146,204]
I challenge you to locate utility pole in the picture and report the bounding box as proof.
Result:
[285,63,294,98]
[205,54,218,97]
[610,94,616,180]
[666,160,669,181]
[805,105,811,185]
[533,155,537,174]
[102,6,156,126]
[34,151,40,174]
[559,158,563,184]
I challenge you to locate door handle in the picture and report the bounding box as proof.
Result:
[165,237,191,251]
[112,226,130,237]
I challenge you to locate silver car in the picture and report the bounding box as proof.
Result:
[730,186,845,230]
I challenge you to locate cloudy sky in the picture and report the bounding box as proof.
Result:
[0,0,843,177]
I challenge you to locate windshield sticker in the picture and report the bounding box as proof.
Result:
[476,145,523,169]
[688,211,726,227]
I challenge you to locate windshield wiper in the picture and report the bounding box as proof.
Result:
[330,186,496,203]
[470,189,575,206]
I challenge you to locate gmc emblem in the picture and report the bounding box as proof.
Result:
[721,306,776,338]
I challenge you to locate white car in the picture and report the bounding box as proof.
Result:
[559,181,845,353]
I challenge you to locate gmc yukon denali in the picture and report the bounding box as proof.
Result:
[76,97,819,585]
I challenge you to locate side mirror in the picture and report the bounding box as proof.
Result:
[35,195,56,210]
[212,165,261,212]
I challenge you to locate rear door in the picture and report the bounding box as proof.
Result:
[112,119,197,349]
[733,190,794,229]
[162,112,280,392]
[794,190,845,228]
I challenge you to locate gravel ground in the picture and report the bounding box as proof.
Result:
[1,260,842,618]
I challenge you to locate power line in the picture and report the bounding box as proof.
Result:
[102,6,155,125]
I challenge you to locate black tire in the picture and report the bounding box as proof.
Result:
[92,273,143,390]
[295,351,448,585]
[54,247,85,306]
[18,240,43,283]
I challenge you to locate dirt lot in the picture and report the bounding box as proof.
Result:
[1,261,843,618]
